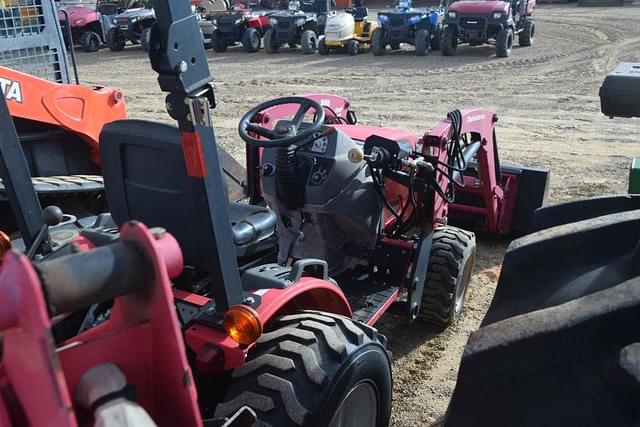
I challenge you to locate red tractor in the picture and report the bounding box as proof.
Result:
[0,0,548,425]
[204,2,274,52]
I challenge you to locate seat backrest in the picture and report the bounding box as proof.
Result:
[100,119,206,267]
[352,6,368,20]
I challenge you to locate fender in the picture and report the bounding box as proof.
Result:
[0,66,127,165]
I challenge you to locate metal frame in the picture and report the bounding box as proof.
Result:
[0,0,70,83]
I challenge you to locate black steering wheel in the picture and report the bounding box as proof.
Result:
[238,96,325,148]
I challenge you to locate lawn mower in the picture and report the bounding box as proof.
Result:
[445,63,640,426]
[263,0,331,54]
[372,0,444,56]
[57,0,123,52]
[319,0,377,56]
[205,1,274,52]
[0,0,548,425]
[106,0,155,51]
[441,0,535,57]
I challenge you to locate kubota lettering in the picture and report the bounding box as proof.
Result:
[0,77,22,103]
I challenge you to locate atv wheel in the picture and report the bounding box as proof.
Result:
[496,27,513,57]
[211,30,227,52]
[263,28,279,53]
[301,29,318,54]
[371,27,385,56]
[106,27,126,51]
[418,226,476,329]
[214,311,392,426]
[390,42,401,50]
[441,25,456,56]
[318,37,329,55]
[519,19,534,47]
[80,31,101,53]
[347,39,360,56]
[242,27,261,52]
[430,24,442,50]
[141,27,151,52]
[414,28,430,56]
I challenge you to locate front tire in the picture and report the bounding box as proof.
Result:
[211,30,227,52]
[214,311,392,426]
[414,28,430,56]
[371,27,385,56]
[441,25,456,56]
[106,27,126,51]
[318,37,329,55]
[518,19,534,47]
[301,29,318,54]
[80,30,101,52]
[418,226,476,329]
[140,27,151,52]
[347,39,359,56]
[263,28,279,53]
[496,27,513,57]
[242,27,261,52]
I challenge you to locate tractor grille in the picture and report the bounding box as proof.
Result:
[0,0,69,83]
[459,16,487,31]
[278,19,292,28]
[389,16,404,27]
[116,17,129,25]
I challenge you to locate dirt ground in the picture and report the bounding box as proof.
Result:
[74,5,640,425]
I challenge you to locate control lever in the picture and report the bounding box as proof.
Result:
[26,205,63,259]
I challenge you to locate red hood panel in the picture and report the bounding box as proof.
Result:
[333,125,418,145]
[449,0,509,14]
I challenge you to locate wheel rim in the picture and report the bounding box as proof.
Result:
[454,252,474,315]
[251,32,259,49]
[329,381,378,427]
[507,31,513,50]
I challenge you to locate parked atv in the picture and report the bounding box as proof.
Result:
[442,0,535,57]
[58,0,121,52]
[319,0,377,56]
[263,0,332,54]
[205,3,274,52]
[372,0,444,56]
[106,3,155,52]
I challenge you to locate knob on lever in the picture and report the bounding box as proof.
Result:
[26,205,63,259]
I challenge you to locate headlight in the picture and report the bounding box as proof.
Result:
[131,16,140,23]
[74,18,83,25]
[211,18,217,25]
[269,18,277,26]
[408,15,421,24]
[235,18,242,24]
[378,14,388,23]
[295,18,305,25]
[112,17,117,24]
[448,11,456,18]
[492,12,502,19]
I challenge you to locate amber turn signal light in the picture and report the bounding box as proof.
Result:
[0,230,11,261]
[223,304,262,346]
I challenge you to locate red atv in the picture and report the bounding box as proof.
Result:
[441,0,535,57]
[205,2,273,52]
[58,0,125,52]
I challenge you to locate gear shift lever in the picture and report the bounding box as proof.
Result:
[26,205,63,259]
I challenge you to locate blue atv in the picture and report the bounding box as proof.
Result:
[372,0,444,56]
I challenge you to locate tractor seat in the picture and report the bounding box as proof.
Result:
[351,6,368,21]
[99,119,277,264]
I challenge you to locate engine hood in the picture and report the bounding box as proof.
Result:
[324,13,354,32]
[115,8,155,20]
[448,0,509,14]
[333,125,418,145]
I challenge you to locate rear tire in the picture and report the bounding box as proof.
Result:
[414,28,430,56]
[301,29,317,54]
[371,27,385,56]
[80,30,101,52]
[214,311,392,426]
[347,39,359,56]
[106,27,126,51]
[242,27,261,52]
[518,19,534,47]
[140,27,151,52]
[211,30,227,52]
[418,226,476,329]
[264,28,279,53]
[441,25,456,56]
[496,27,513,57]
[318,37,329,55]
